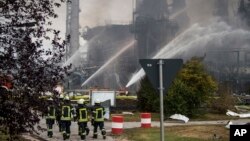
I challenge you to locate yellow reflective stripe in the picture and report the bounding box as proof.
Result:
[61,117,71,120]
[61,106,71,120]
[95,108,104,121]
[79,108,88,122]
[47,107,56,119]
[48,110,56,119]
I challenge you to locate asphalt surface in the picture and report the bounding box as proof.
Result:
[37,118,115,141]
[31,118,250,141]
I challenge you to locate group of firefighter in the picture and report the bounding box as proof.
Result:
[45,94,106,140]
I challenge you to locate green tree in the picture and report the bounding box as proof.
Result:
[137,77,159,112]
[137,57,218,117]
[164,79,191,116]
[166,58,218,117]
[0,0,70,138]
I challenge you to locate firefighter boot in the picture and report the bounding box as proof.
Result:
[102,129,106,140]
[93,133,97,139]
[50,132,53,138]
[66,134,70,139]
[47,131,52,138]
[59,122,62,132]
[81,135,86,140]
[78,126,81,136]
[63,133,67,140]
[86,127,90,135]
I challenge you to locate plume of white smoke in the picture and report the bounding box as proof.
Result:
[79,0,133,27]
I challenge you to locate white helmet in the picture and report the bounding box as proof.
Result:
[48,97,53,101]
[95,99,101,104]
[64,96,70,101]
[59,94,64,99]
[77,99,85,104]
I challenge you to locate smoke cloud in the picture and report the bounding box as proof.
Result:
[185,0,215,24]
[79,0,133,27]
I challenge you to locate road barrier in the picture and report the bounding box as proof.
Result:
[141,113,151,128]
[112,116,124,134]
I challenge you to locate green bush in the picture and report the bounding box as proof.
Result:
[137,57,218,117]
[137,77,159,112]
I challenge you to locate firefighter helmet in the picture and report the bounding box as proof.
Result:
[59,94,64,99]
[77,99,85,104]
[95,99,101,104]
[64,96,70,101]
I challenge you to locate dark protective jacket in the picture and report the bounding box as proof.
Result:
[46,105,56,120]
[0,86,10,102]
[0,86,10,118]
[76,104,89,122]
[56,100,63,121]
[60,101,73,121]
[92,104,105,122]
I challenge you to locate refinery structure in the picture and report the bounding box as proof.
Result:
[64,0,250,94]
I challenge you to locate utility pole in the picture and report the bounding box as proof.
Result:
[159,59,165,141]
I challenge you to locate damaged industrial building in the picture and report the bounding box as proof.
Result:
[64,0,250,94]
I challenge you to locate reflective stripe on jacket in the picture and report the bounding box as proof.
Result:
[94,108,104,122]
[47,106,56,119]
[61,106,71,121]
[79,108,88,122]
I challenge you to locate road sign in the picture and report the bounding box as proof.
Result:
[139,59,183,92]
[140,59,183,141]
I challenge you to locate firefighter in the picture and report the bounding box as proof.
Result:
[92,99,106,139]
[46,98,56,138]
[0,74,13,96]
[1,74,13,90]
[0,75,11,102]
[56,94,64,132]
[76,99,90,140]
[60,95,73,140]
[0,74,13,118]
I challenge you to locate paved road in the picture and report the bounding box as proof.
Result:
[34,118,250,141]
[37,118,114,141]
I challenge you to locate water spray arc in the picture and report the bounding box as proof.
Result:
[169,7,187,19]
[126,25,192,87]
[63,43,87,67]
[126,21,250,87]
[81,40,136,87]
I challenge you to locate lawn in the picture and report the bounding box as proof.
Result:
[111,112,248,122]
[114,125,229,141]
[191,113,240,121]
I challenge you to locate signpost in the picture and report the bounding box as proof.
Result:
[140,59,183,141]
